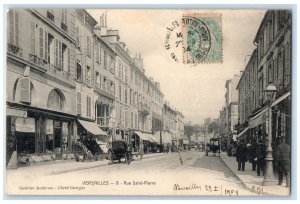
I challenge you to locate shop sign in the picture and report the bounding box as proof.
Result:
[15,118,35,132]
[46,119,54,134]
[7,107,27,118]
[62,122,68,135]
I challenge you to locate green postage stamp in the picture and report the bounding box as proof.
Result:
[182,13,223,64]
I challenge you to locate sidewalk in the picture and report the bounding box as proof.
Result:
[6,152,166,176]
[219,152,290,196]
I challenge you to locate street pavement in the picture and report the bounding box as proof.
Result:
[6,150,290,196]
[219,152,290,196]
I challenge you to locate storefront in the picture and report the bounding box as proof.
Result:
[6,103,77,166]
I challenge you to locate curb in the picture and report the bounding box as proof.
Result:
[219,155,274,196]
[50,153,167,175]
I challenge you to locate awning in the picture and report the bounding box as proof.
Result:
[135,131,151,141]
[144,133,158,143]
[153,132,162,143]
[183,139,189,145]
[248,107,268,128]
[160,132,172,144]
[78,120,108,136]
[271,91,291,107]
[237,127,249,138]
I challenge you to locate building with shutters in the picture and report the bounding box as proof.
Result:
[235,10,291,176]
[6,9,78,164]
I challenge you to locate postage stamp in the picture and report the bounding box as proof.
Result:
[182,13,222,64]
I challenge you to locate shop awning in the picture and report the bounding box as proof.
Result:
[144,133,158,143]
[135,131,151,141]
[248,107,268,128]
[183,139,189,145]
[78,120,108,136]
[237,127,249,138]
[271,91,291,107]
[160,132,172,144]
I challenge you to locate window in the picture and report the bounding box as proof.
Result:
[87,96,91,117]
[8,9,19,47]
[48,89,64,110]
[102,76,107,91]
[30,22,36,54]
[75,26,80,48]
[86,66,91,85]
[125,89,128,104]
[20,77,31,103]
[119,84,122,102]
[77,92,81,115]
[110,82,114,95]
[268,61,274,84]
[76,62,82,81]
[86,36,91,57]
[118,62,121,78]
[110,55,115,71]
[95,43,100,63]
[125,67,128,84]
[62,9,67,25]
[95,71,100,88]
[104,50,107,68]
[55,39,62,69]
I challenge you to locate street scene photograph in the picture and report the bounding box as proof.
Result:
[5,8,292,196]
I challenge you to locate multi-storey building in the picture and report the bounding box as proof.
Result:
[224,74,240,135]
[236,10,291,167]
[6,9,78,163]
[6,9,184,165]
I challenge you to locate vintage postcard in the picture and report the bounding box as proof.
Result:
[5,8,293,197]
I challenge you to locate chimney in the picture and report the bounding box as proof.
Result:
[99,12,107,36]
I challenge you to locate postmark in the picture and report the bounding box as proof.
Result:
[165,13,222,65]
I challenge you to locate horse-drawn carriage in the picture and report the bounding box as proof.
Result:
[205,138,221,156]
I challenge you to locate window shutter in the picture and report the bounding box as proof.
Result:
[30,22,36,54]
[9,10,15,45]
[67,48,71,73]
[55,39,58,67]
[77,92,81,115]
[44,31,48,62]
[20,77,31,103]
[15,11,19,47]
[59,41,62,69]
[39,27,44,58]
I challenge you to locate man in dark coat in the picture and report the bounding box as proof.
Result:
[248,142,257,171]
[276,138,290,187]
[236,142,248,171]
[256,140,266,176]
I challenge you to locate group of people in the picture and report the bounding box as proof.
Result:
[235,138,290,187]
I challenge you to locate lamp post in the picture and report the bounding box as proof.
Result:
[263,84,277,186]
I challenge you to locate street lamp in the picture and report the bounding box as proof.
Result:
[263,84,277,186]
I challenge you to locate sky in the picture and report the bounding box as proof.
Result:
[87,9,266,124]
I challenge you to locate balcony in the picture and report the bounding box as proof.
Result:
[29,53,48,69]
[139,104,150,116]
[61,22,68,33]
[7,43,23,57]
[48,64,70,80]
[47,10,55,22]
[97,117,110,127]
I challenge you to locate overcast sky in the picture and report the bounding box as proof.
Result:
[87,9,266,124]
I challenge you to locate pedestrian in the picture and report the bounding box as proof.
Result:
[256,140,266,176]
[236,141,247,171]
[248,141,257,171]
[276,138,290,187]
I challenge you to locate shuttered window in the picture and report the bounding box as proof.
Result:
[62,9,67,24]
[39,27,44,59]
[87,96,91,117]
[77,92,81,115]
[8,9,19,47]
[20,77,31,103]
[44,31,48,62]
[55,39,62,69]
[30,22,36,54]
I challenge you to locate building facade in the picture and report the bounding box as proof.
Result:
[7,9,78,163]
[236,10,291,174]
[6,9,184,166]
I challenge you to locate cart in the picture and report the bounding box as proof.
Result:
[205,138,221,156]
[107,140,132,165]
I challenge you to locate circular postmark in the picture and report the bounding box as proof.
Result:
[164,13,222,65]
